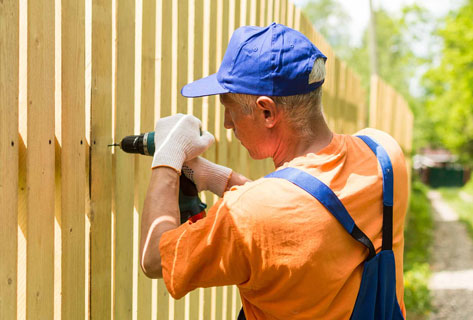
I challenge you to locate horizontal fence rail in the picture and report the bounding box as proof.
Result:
[0,0,412,319]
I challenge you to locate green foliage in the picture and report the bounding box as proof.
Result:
[303,1,438,152]
[302,0,352,59]
[464,178,473,195]
[404,263,432,317]
[423,0,473,164]
[403,179,433,315]
[347,7,422,96]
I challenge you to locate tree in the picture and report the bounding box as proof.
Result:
[423,0,473,163]
[302,1,444,154]
[302,0,352,59]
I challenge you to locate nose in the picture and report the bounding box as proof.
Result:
[224,108,234,130]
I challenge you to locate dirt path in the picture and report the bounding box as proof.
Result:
[427,191,473,320]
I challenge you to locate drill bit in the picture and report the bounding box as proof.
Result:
[108,143,120,147]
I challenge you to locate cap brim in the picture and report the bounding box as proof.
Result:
[181,73,230,98]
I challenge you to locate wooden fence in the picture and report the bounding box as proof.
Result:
[0,0,412,319]
[369,75,414,155]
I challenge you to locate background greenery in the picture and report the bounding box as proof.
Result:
[403,178,433,317]
[303,0,473,163]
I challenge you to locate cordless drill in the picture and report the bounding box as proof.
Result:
[109,132,206,224]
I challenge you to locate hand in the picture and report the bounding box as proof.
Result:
[151,114,215,172]
[182,157,233,198]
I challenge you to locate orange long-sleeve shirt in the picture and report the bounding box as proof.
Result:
[159,128,408,319]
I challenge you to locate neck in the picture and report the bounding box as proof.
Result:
[271,121,333,168]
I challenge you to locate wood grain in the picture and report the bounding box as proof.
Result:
[0,1,19,319]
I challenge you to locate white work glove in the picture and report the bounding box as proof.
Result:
[151,114,215,172]
[182,157,233,198]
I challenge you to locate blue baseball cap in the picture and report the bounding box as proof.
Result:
[181,22,327,98]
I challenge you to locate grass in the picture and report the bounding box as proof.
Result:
[403,178,434,318]
[438,179,473,240]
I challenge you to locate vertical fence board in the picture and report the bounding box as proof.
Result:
[114,0,136,319]
[201,3,218,313]
[369,75,378,128]
[172,1,189,319]
[160,0,172,119]
[191,0,204,121]
[17,1,28,317]
[188,0,204,315]
[157,0,172,318]
[266,0,273,25]
[90,0,114,318]
[0,1,19,319]
[26,0,56,319]
[176,0,188,115]
[61,0,87,318]
[286,0,294,27]
[226,10,241,313]
[274,0,280,22]
[138,0,157,318]
[212,0,226,314]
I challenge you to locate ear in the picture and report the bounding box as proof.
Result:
[255,96,279,128]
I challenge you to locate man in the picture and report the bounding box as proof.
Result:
[140,23,408,319]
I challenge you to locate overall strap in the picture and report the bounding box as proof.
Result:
[356,135,394,251]
[265,168,376,260]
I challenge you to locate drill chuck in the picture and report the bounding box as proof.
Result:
[118,132,155,156]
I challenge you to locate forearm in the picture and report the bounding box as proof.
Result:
[140,167,180,278]
[225,171,252,191]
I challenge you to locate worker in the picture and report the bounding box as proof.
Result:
[139,22,408,319]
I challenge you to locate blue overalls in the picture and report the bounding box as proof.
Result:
[238,135,405,320]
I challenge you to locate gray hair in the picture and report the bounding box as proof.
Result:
[225,58,326,140]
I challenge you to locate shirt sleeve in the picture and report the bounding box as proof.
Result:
[159,198,251,299]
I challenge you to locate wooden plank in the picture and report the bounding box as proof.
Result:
[172,1,189,319]
[332,57,341,132]
[274,0,280,23]
[157,280,169,319]
[176,0,188,115]
[258,0,265,26]
[216,0,228,167]
[15,4,27,320]
[61,0,87,318]
[202,0,217,166]
[157,0,172,317]
[240,0,248,26]
[294,5,301,31]
[266,0,273,25]
[249,0,256,25]
[369,74,379,128]
[26,0,56,319]
[202,287,212,320]
[192,0,204,119]
[17,1,28,315]
[0,1,19,319]
[212,0,226,314]
[231,285,238,320]
[279,0,286,25]
[225,6,242,315]
[160,0,173,119]
[90,0,114,318]
[188,1,204,316]
[138,0,157,318]
[286,0,294,28]
[339,62,347,133]
[231,0,240,32]
[114,1,136,319]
